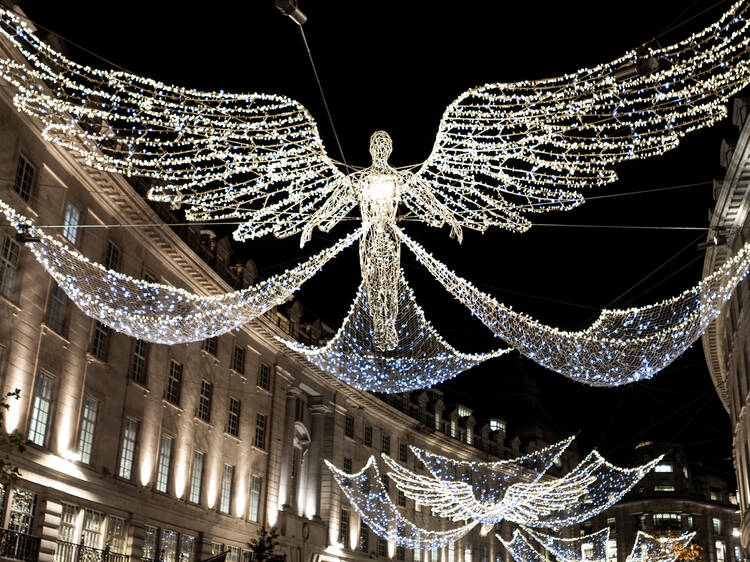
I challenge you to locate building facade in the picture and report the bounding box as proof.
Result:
[703,96,750,553]
[0,13,579,562]
[587,443,743,562]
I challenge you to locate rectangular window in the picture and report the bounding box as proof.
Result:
[155,434,173,493]
[13,155,34,202]
[654,463,673,473]
[7,489,36,534]
[232,345,245,374]
[432,549,439,562]
[716,541,726,562]
[143,526,157,562]
[76,396,98,464]
[90,321,110,361]
[415,548,422,562]
[258,363,270,390]
[687,515,694,530]
[653,513,682,531]
[130,340,149,386]
[226,398,240,437]
[62,201,81,244]
[160,529,178,562]
[714,517,723,535]
[248,475,262,523]
[377,537,387,557]
[58,503,78,543]
[166,360,182,406]
[338,510,349,546]
[202,337,217,356]
[396,546,405,561]
[81,509,104,548]
[607,516,616,534]
[345,415,354,438]
[398,490,406,507]
[188,450,204,504]
[219,464,234,513]
[364,425,373,447]
[28,372,53,447]
[180,534,196,562]
[606,540,617,562]
[480,546,488,562]
[197,380,212,422]
[382,434,390,455]
[655,485,675,492]
[359,524,369,553]
[0,236,20,299]
[255,413,266,449]
[46,282,67,334]
[343,457,352,473]
[399,442,408,463]
[107,516,127,554]
[118,418,138,479]
[104,240,120,271]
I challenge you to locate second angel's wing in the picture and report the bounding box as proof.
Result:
[0,7,349,241]
[413,1,750,233]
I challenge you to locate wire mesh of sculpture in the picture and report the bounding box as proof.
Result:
[278,268,509,392]
[0,199,360,344]
[500,527,696,562]
[325,457,478,550]
[1,1,750,353]
[409,437,574,505]
[325,437,662,549]
[400,229,750,386]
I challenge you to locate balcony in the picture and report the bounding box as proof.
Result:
[0,529,40,562]
[54,541,129,562]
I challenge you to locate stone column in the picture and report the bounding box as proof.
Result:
[38,499,61,562]
[308,398,331,520]
[279,388,301,510]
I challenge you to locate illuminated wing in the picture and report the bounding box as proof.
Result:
[414,0,750,233]
[0,7,348,241]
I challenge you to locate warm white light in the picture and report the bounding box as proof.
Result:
[362,175,397,203]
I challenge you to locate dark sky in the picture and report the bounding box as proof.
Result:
[18,1,744,482]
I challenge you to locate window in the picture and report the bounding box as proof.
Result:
[28,372,53,447]
[382,434,390,455]
[143,526,157,562]
[232,345,245,373]
[735,546,742,562]
[7,489,36,534]
[58,503,78,544]
[104,240,120,271]
[219,464,234,513]
[160,529,178,562]
[46,282,67,334]
[180,534,196,562]
[202,337,217,356]
[463,545,471,562]
[655,485,675,492]
[77,396,98,464]
[226,398,241,437]
[81,509,104,548]
[397,490,406,507]
[62,201,81,244]
[377,537,387,557]
[343,457,352,473]
[359,524,369,553]
[714,517,723,535]
[91,321,110,361]
[654,463,673,473]
[432,550,439,562]
[364,425,373,447]
[107,516,127,554]
[248,475,262,523]
[399,442,408,463]
[166,360,182,406]
[13,155,34,202]
[711,489,721,501]
[338,510,349,546]
[606,540,617,562]
[188,451,204,504]
[155,434,173,493]
[396,546,405,561]
[130,340,149,386]
[258,363,270,390]
[254,413,266,449]
[415,549,422,562]
[196,380,212,422]
[687,515,694,530]
[118,418,138,479]
[0,236,20,299]
[480,546,488,562]
[607,517,616,534]
[716,541,726,562]
[653,513,682,531]
[345,415,354,438]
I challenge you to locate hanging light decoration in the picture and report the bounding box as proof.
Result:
[0,2,748,353]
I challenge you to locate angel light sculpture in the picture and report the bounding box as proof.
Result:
[0,2,750,379]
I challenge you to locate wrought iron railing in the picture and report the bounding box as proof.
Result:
[0,528,41,562]
[54,541,129,562]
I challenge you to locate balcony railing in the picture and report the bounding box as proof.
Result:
[54,541,129,562]
[0,529,40,562]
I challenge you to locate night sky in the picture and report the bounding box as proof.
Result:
[18,1,745,481]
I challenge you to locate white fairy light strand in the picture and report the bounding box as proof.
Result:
[277,267,509,393]
[325,456,477,550]
[399,228,750,386]
[522,526,611,561]
[0,199,360,344]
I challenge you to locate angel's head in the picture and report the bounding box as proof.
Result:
[369,130,392,162]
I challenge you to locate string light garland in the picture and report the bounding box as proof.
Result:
[399,228,750,386]
[521,526,611,561]
[278,268,508,393]
[1,2,749,351]
[326,438,662,549]
[0,199,360,344]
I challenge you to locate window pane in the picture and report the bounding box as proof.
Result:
[13,156,34,202]
[166,360,182,405]
[130,340,149,386]
[46,282,67,334]
[7,489,36,534]
[76,396,98,464]
[232,345,245,374]
[81,509,104,548]
[28,372,53,447]
[104,241,120,271]
[254,414,266,449]
[188,451,204,504]
[219,464,234,514]
[248,475,262,523]
[118,418,138,479]
[197,380,212,422]
[62,202,81,244]
[107,516,127,554]
[155,435,173,493]
[0,236,20,299]
[142,526,157,562]
[226,398,240,437]
[91,321,110,361]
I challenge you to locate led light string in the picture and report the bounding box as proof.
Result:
[277,267,509,393]
[0,199,360,344]
[399,228,750,386]
[522,526,610,562]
